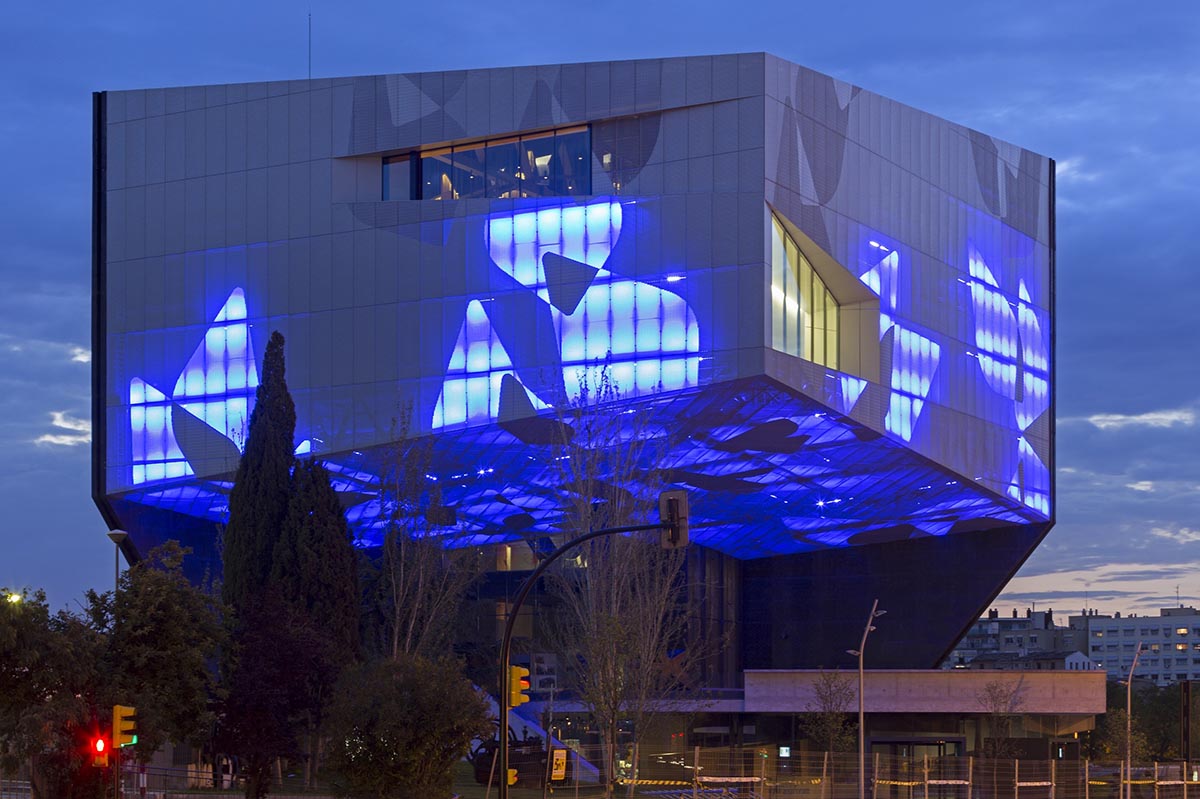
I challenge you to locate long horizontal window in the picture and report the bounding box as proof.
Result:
[770,213,839,369]
[383,126,591,201]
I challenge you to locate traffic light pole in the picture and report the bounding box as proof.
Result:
[498,519,681,799]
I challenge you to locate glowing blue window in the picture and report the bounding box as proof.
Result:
[129,288,258,485]
[433,199,700,431]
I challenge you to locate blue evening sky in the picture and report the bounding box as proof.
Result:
[1,1,1196,617]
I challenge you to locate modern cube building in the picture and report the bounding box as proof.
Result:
[92,53,1054,676]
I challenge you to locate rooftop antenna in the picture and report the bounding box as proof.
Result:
[1178,585,1182,608]
[307,3,312,80]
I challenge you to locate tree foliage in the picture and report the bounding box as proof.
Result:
[218,590,337,799]
[219,331,363,796]
[1,543,223,799]
[803,670,856,753]
[325,656,492,799]
[270,457,361,785]
[109,542,225,758]
[0,588,107,799]
[1089,707,1152,763]
[273,458,360,655]
[224,330,296,612]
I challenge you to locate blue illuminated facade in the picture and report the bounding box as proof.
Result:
[93,54,1054,673]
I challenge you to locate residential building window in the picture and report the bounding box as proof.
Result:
[1178,627,1190,636]
[383,126,591,201]
[770,214,839,369]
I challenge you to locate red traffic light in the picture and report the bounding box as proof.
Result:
[91,736,110,767]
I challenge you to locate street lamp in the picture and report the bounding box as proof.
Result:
[107,530,128,596]
[106,529,129,799]
[1125,642,1143,799]
[847,598,886,799]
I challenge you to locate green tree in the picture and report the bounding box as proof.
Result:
[0,588,107,799]
[224,330,296,611]
[109,542,226,758]
[1089,707,1151,762]
[1,548,223,799]
[325,656,492,799]
[218,591,330,799]
[270,458,361,786]
[273,459,359,655]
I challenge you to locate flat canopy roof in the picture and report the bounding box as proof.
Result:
[744,669,1106,715]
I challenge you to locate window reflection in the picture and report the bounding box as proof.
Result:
[383,127,591,201]
[452,144,486,200]
[520,132,556,196]
[422,148,454,200]
[486,138,521,198]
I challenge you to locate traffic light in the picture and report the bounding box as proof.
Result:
[113,704,138,747]
[658,489,689,549]
[508,665,530,708]
[91,735,109,767]
[507,768,518,786]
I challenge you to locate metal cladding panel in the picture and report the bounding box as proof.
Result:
[95,55,1054,663]
[763,54,1053,522]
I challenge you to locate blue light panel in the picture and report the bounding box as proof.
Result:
[129,289,257,485]
[433,199,700,430]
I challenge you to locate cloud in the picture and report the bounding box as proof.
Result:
[1083,408,1196,430]
[70,347,90,364]
[35,411,91,447]
[1055,157,1101,184]
[1126,481,1155,492]
[1151,526,1200,545]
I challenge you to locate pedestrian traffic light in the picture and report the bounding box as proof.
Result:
[91,735,109,767]
[658,489,689,549]
[113,704,138,747]
[507,768,518,786]
[508,665,530,708]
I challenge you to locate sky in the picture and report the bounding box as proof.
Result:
[0,1,1197,619]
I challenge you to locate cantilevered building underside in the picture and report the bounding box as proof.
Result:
[93,53,1054,676]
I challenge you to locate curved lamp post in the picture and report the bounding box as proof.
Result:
[847,599,886,799]
[107,530,128,595]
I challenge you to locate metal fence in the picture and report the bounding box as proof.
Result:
[452,746,1200,799]
[7,751,1200,799]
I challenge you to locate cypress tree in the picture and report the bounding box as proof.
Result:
[272,458,360,656]
[223,330,296,612]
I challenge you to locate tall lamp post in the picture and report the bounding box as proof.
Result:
[847,599,886,799]
[106,529,128,799]
[107,530,128,595]
[1125,642,1143,799]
